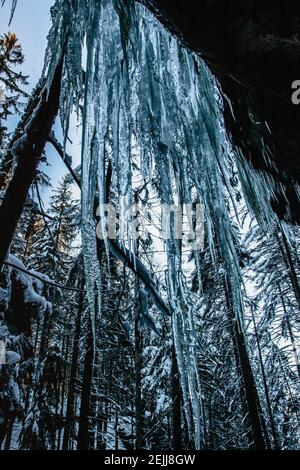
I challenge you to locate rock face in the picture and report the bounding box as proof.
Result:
[142,0,300,222]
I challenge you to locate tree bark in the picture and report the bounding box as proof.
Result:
[0,59,64,270]
[232,318,269,449]
[62,290,84,450]
[250,303,280,449]
[171,344,181,450]
[77,313,95,450]
[224,280,268,449]
[134,279,143,449]
[3,416,15,450]
[39,305,52,358]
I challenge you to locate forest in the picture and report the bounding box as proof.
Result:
[0,0,300,452]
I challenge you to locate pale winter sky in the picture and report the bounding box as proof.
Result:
[0,0,81,204]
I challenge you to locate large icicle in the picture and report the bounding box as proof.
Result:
[80,1,103,338]
[39,0,278,449]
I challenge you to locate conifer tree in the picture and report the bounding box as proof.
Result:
[0,32,28,149]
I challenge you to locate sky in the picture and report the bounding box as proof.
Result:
[0,0,53,88]
[0,0,81,205]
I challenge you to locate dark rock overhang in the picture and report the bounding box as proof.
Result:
[138,0,300,223]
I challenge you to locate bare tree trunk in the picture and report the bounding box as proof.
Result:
[3,417,15,450]
[250,303,280,449]
[62,290,84,450]
[0,59,63,270]
[171,344,181,450]
[39,305,52,358]
[77,313,95,450]
[115,412,119,451]
[134,279,143,449]
[224,281,268,449]
[57,334,69,450]
[233,318,269,449]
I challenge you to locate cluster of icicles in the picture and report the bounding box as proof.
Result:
[32,0,280,448]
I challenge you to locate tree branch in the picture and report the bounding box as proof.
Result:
[4,260,86,293]
[0,58,64,270]
[49,135,171,317]
[47,131,81,188]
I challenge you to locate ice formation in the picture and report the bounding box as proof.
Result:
[5,0,285,449]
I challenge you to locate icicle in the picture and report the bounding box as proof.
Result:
[40,0,290,448]
[81,1,103,343]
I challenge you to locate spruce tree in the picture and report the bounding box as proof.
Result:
[0,32,28,149]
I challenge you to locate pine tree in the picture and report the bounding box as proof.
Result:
[0,32,28,149]
[244,221,300,448]
[17,178,79,450]
[28,176,79,280]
